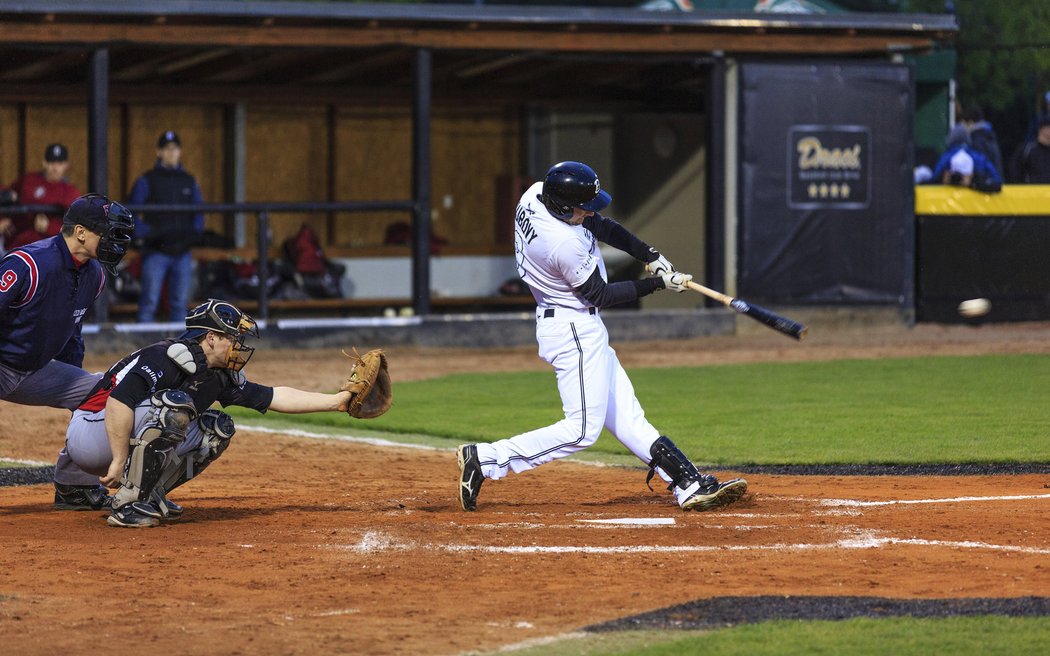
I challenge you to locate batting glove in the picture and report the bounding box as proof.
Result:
[646,250,675,276]
[661,272,692,293]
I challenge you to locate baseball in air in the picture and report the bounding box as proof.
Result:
[958,298,991,318]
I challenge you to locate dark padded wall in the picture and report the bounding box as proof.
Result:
[737,62,914,306]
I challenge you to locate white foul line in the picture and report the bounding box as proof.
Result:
[239,424,442,451]
[821,493,1050,507]
[435,539,1050,556]
[336,530,1050,556]
[237,424,611,467]
[0,456,51,466]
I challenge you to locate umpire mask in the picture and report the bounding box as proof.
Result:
[180,299,259,371]
[63,194,134,273]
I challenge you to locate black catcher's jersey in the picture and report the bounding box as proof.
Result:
[79,338,273,413]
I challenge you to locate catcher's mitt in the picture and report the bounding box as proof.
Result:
[340,348,392,418]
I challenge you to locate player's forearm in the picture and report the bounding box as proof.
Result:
[575,268,663,308]
[104,397,134,466]
[269,386,352,414]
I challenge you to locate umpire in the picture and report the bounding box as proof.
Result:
[0,193,133,410]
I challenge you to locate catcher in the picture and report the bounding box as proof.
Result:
[53,298,391,527]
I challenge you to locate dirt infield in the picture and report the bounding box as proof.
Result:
[2,321,1050,654]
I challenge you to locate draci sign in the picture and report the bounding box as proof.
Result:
[787,125,870,210]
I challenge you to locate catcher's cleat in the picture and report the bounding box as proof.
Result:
[149,489,184,519]
[152,497,184,519]
[54,483,114,511]
[457,444,484,511]
[106,502,162,528]
[680,478,748,512]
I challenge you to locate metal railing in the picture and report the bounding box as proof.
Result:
[2,200,418,320]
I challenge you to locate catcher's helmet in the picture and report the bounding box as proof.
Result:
[62,193,134,271]
[540,161,612,220]
[179,299,259,371]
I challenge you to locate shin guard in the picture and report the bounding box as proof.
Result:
[646,435,715,493]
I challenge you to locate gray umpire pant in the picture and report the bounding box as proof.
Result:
[0,360,102,410]
[55,400,207,487]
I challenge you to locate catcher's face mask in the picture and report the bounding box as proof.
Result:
[182,299,259,371]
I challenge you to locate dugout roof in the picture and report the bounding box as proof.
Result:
[0,0,957,109]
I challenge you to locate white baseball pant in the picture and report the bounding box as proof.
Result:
[475,308,678,495]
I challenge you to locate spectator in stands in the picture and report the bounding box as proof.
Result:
[128,130,205,322]
[1008,114,1050,184]
[1022,90,1050,145]
[928,125,1002,192]
[959,103,1004,179]
[942,150,976,188]
[0,143,82,252]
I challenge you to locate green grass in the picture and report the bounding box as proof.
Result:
[230,353,1050,464]
[106,355,1050,656]
[504,617,1050,656]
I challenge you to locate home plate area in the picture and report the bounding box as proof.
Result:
[2,438,1048,656]
[334,483,1050,559]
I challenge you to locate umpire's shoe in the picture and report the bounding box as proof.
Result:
[681,477,748,512]
[457,444,484,511]
[54,483,113,511]
[107,502,161,528]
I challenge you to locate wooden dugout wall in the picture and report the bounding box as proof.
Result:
[0,102,520,253]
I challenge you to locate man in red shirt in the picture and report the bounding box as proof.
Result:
[1,143,82,250]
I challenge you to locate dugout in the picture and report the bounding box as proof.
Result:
[0,1,956,321]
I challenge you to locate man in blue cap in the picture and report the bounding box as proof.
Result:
[128,130,205,322]
[1,194,133,410]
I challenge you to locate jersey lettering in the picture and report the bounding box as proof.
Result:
[137,364,162,386]
[514,206,539,245]
[7,251,38,307]
[0,269,16,292]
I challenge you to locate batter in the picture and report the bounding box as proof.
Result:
[458,161,747,512]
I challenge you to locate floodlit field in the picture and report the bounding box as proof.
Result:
[2,322,1048,655]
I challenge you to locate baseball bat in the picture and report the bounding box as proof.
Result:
[685,280,808,341]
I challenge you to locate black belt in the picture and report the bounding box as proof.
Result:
[542,307,596,318]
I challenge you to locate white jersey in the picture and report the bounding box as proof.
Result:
[513,182,607,311]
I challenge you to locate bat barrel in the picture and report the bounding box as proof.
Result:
[684,279,808,340]
[729,298,808,341]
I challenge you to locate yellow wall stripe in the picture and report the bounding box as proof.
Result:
[916,185,1050,216]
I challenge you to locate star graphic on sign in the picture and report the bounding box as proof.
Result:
[808,183,818,198]
[840,184,851,198]
[819,183,829,198]
[829,184,840,198]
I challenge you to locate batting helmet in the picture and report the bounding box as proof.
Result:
[179,299,259,371]
[62,193,134,271]
[540,161,612,220]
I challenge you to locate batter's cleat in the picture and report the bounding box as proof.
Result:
[457,444,484,511]
[106,502,162,528]
[54,483,114,511]
[680,478,748,512]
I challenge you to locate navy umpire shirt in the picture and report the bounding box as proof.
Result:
[0,234,105,371]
